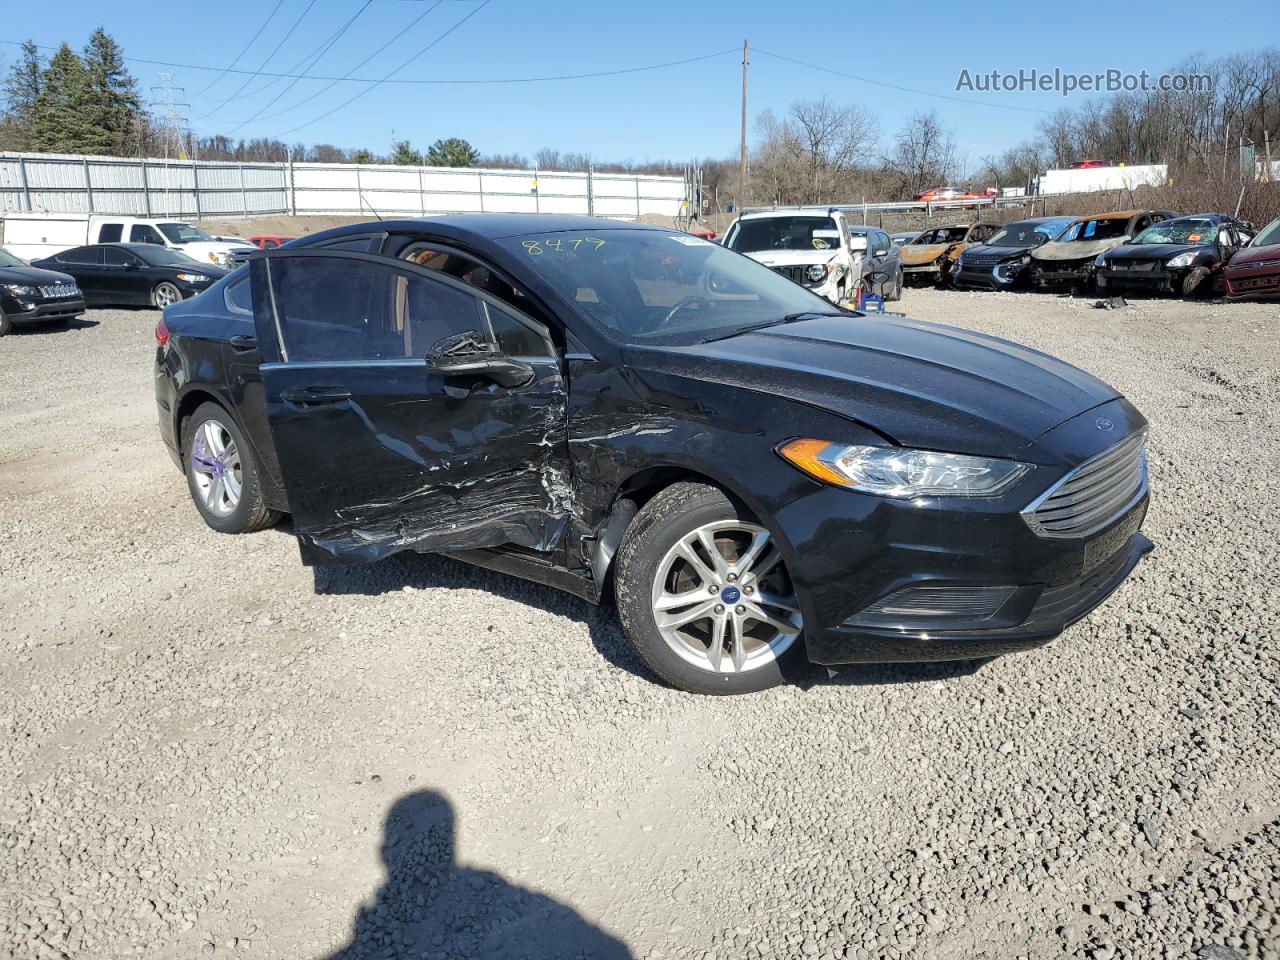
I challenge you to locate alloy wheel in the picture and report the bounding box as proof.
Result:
[155,283,181,308]
[190,419,242,517]
[650,520,802,674]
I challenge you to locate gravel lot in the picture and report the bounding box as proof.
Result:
[1,289,1277,960]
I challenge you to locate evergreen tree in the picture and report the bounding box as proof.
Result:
[81,28,143,155]
[350,148,376,164]
[1,40,44,150]
[426,137,479,168]
[391,139,422,165]
[32,44,96,153]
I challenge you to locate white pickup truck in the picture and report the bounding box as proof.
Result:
[721,206,863,305]
[0,213,254,267]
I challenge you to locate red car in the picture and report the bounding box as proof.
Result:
[1069,159,1111,169]
[1223,216,1280,298]
[248,235,297,249]
[914,187,985,209]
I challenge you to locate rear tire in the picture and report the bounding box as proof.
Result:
[182,402,281,534]
[614,482,806,694]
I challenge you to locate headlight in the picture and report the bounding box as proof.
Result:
[1165,251,1196,269]
[779,439,1031,498]
[176,272,210,283]
[1094,252,1109,267]
[2,284,37,297]
[806,263,828,283]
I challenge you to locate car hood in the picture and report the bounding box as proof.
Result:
[959,243,1029,262]
[1033,237,1128,261]
[0,264,76,285]
[1105,243,1211,262]
[1227,242,1280,268]
[743,249,839,267]
[624,314,1121,458]
[900,243,955,265]
[177,241,257,259]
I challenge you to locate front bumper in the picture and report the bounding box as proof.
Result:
[1225,268,1280,298]
[1096,267,1181,294]
[2,295,85,322]
[953,261,1027,290]
[778,400,1153,665]
[1031,259,1094,286]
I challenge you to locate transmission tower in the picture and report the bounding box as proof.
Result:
[151,74,194,160]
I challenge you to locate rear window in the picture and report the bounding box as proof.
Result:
[726,216,841,253]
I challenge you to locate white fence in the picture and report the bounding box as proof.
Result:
[0,151,691,221]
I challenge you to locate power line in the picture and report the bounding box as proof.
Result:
[194,0,320,122]
[753,48,1053,115]
[0,38,739,88]
[278,0,492,136]
[231,0,447,128]
[224,0,375,134]
[189,0,285,98]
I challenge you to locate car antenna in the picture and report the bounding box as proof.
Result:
[358,192,384,222]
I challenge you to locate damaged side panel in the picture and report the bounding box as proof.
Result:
[250,253,574,567]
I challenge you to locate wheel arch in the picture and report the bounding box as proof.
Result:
[589,460,802,608]
[173,385,241,468]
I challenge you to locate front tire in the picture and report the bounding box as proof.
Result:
[153,281,183,308]
[182,402,281,534]
[886,266,903,301]
[614,482,805,694]
[0,309,10,337]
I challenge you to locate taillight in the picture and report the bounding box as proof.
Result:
[155,318,169,347]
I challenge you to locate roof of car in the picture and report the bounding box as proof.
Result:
[311,214,670,244]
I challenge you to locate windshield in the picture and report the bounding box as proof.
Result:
[1248,218,1280,248]
[987,218,1073,247]
[498,229,837,345]
[133,246,200,266]
[158,222,213,244]
[726,216,841,253]
[0,247,25,268]
[1131,219,1214,245]
[1059,218,1130,242]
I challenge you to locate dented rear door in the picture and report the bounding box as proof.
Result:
[249,251,571,565]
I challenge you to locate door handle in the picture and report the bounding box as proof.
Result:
[229,334,257,351]
[280,385,351,404]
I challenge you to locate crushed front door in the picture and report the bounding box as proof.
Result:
[249,250,571,564]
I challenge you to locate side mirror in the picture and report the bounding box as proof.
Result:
[425,331,534,389]
[873,247,889,257]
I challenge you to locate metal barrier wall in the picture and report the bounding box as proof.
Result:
[0,152,691,221]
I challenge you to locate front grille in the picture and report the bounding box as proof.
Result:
[39,283,78,298]
[771,265,814,284]
[1023,431,1148,539]
[961,253,1003,266]
[1233,275,1280,291]
[1108,260,1159,273]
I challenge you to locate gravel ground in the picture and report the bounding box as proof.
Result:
[1,289,1277,960]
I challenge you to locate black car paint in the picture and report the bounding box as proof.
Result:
[0,261,85,326]
[156,215,1152,666]
[951,217,1074,290]
[31,243,228,307]
[1095,215,1247,296]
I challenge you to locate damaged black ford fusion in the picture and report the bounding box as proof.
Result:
[155,214,1153,695]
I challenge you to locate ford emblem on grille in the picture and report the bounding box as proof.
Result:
[1095,417,1114,431]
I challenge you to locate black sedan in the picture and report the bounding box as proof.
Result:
[31,243,229,308]
[951,216,1076,290]
[155,215,1152,695]
[0,245,85,336]
[1095,214,1252,297]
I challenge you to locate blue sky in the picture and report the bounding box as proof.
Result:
[3,0,1277,168]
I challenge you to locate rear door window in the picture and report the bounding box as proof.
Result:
[104,247,141,266]
[96,223,123,243]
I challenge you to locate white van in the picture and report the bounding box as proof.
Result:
[0,213,254,266]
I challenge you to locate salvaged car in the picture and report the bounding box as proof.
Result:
[890,231,921,247]
[900,222,1002,286]
[1029,210,1177,290]
[914,187,986,208]
[722,207,861,304]
[156,214,1154,695]
[1094,214,1252,298]
[0,245,85,336]
[847,226,903,300]
[951,216,1076,290]
[1223,216,1280,299]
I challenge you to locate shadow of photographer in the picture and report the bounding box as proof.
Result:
[325,790,632,960]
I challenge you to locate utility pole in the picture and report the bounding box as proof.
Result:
[151,74,191,161]
[739,39,749,209]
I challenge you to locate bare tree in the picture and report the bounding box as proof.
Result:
[749,97,879,204]
[882,110,958,197]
